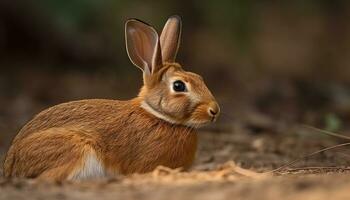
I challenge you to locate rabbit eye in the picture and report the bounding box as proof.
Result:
[173,80,186,92]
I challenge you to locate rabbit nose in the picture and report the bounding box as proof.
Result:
[208,101,220,118]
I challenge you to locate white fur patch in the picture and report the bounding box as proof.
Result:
[69,151,106,180]
[141,101,178,124]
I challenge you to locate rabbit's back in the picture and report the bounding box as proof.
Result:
[14,99,128,142]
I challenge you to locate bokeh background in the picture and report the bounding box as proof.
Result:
[1,0,350,152]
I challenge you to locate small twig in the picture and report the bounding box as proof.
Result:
[301,124,350,141]
[267,142,350,174]
[280,166,350,172]
[266,125,350,174]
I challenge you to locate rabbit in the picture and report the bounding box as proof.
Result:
[3,15,220,181]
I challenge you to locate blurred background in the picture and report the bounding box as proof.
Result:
[1,0,350,151]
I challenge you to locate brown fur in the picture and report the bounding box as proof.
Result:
[3,16,218,181]
[4,98,197,180]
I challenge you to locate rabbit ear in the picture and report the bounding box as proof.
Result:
[160,15,182,63]
[125,19,163,75]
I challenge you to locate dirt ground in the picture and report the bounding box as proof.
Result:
[1,126,350,200]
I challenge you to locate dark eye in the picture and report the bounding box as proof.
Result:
[173,80,186,92]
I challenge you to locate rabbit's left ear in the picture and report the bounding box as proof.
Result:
[160,15,182,63]
[125,19,163,75]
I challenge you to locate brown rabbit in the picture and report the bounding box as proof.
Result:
[3,16,220,181]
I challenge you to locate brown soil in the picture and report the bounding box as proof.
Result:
[1,127,350,200]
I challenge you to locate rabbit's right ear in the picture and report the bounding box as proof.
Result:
[125,19,163,75]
